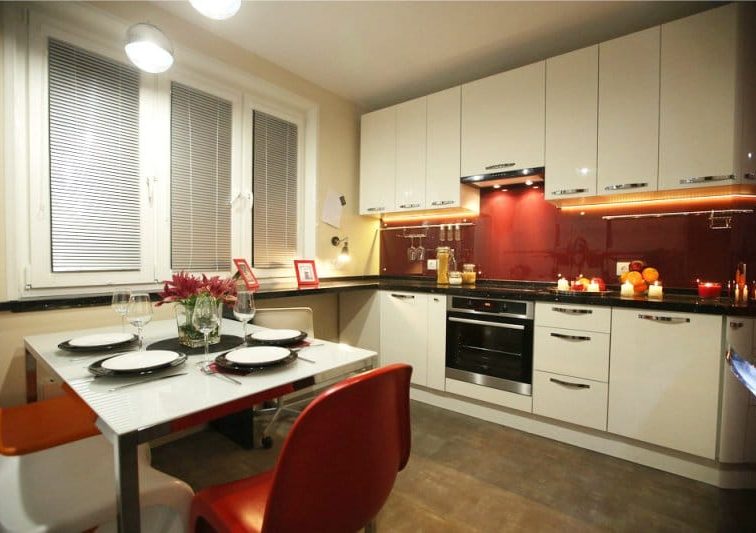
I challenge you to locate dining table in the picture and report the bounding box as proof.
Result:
[24,318,377,532]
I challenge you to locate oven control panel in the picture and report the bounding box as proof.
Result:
[448,296,533,319]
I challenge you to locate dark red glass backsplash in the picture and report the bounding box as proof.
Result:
[380,188,756,288]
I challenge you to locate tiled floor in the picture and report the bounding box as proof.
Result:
[152,401,756,532]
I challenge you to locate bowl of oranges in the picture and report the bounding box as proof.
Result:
[619,260,659,295]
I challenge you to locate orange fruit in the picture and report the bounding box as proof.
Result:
[619,271,629,283]
[633,281,648,294]
[642,267,659,283]
[577,277,590,287]
[626,271,643,285]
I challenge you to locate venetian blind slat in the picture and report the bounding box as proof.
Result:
[253,110,298,268]
[170,82,232,272]
[48,39,142,273]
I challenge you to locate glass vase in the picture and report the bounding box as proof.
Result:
[175,300,222,348]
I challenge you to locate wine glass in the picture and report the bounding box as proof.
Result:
[233,291,256,346]
[192,294,220,365]
[111,290,131,332]
[126,293,153,350]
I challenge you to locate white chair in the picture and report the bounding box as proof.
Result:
[0,435,193,532]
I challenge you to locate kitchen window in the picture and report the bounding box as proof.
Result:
[5,4,317,298]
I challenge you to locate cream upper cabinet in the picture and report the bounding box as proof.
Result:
[359,107,396,215]
[608,309,721,459]
[597,27,660,195]
[659,3,753,189]
[545,46,598,200]
[461,61,545,177]
[426,87,462,208]
[395,97,427,211]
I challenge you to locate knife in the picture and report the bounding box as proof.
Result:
[107,372,188,392]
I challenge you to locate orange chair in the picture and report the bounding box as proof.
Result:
[190,363,413,533]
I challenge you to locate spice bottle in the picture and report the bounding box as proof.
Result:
[436,247,450,284]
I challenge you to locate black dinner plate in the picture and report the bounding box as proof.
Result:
[246,330,307,347]
[215,350,297,373]
[88,352,187,377]
[59,334,139,353]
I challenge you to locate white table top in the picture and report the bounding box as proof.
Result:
[24,319,377,437]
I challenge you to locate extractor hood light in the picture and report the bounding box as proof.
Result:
[124,23,174,73]
[190,0,242,20]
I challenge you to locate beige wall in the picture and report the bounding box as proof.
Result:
[0,2,376,405]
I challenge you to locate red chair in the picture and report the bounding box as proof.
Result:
[190,363,413,533]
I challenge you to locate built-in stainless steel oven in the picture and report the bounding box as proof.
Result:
[445,296,534,396]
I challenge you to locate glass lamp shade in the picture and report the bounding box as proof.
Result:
[189,0,242,20]
[124,23,174,73]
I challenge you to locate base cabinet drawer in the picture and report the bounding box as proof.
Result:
[535,302,611,333]
[534,327,610,381]
[533,371,608,431]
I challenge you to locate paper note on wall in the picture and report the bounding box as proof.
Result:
[321,190,344,229]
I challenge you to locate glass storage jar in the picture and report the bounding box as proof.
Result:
[462,264,477,285]
[436,247,450,284]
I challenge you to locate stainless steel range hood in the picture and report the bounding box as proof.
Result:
[460,167,544,189]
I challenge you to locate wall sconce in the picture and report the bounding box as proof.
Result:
[331,236,350,262]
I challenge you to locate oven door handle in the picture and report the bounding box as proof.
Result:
[448,317,525,330]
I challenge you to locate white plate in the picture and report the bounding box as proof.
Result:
[250,329,302,342]
[226,346,292,366]
[101,350,180,372]
[68,333,135,347]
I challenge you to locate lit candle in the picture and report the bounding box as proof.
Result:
[648,281,663,299]
[621,281,634,298]
[557,277,570,291]
[587,282,600,293]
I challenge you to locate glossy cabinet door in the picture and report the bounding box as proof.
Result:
[658,4,740,190]
[608,308,721,459]
[545,45,598,200]
[426,294,447,391]
[359,107,396,215]
[426,87,462,208]
[597,27,659,195]
[461,61,545,177]
[395,97,427,211]
[379,291,428,386]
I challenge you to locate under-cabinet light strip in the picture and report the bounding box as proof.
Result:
[560,194,756,211]
[379,222,476,232]
[601,209,753,220]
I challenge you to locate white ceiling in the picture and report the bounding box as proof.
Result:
[154,1,719,111]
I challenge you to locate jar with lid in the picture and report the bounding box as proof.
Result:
[448,271,463,285]
[436,247,450,284]
[462,264,477,285]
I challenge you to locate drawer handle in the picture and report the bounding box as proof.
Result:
[431,200,455,206]
[604,182,648,191]
[366,207,385,212]
[550,332,591,342]
[679,174,735,185]
[638,314,690,324]
[390,293,415,300]
[485,162,516,170]
[551,188,588,196]
[552,307,592,315]
[729,321,745,329]
[399,203,421,209]
[550,378,590,390]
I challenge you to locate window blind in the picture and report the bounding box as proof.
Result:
[170,82,232,272]
[48,39,141,272]
[252,110,298,268]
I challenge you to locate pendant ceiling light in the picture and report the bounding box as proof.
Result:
[189,0,242,20]
[124,23,174,73]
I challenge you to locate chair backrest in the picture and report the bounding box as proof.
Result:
[252,307,315,337]
[261,363,412,533]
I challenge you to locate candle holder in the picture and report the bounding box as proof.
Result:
[697,282,721,299]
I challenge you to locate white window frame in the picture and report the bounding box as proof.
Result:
[3,2,319,300]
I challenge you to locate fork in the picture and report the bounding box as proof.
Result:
[201,363,242,385]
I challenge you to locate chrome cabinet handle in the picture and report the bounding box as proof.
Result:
[552,307,592,315]
[399,203,421,209]
[550,378,590,390]
[366,207,385,212]
[485,162,516,170]
[744,173,755,181]
[550,332,591,341]
[390,293,415,299]
[604,182,648,191]
[430,200,455,206]
[448,317,525,330]
[638,314,690,324]
[551,188,588,196]
[730,321,745,329]
[679,174,735,185]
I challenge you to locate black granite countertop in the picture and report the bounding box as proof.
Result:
[3,276,755,316]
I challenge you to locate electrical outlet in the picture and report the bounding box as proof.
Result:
[616,261,630,276]
[427,259,438,271]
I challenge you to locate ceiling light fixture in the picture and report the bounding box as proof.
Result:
[189,0,242,20]
[331,236,350,263]
[124,23,174,73]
